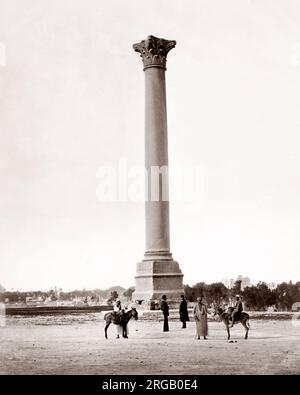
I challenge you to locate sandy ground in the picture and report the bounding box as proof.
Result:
[0,313,299,375]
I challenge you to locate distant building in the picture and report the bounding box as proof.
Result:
[236,275,251,290]
[0,284,5,293]
[221,276,251,290]
[25,296,44,306]
[221,278,235,289]
[71,297,86,305]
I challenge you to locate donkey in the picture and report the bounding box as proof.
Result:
[214,306,250,340]
[104,307,138,339]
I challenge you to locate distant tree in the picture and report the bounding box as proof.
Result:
[206,282,229,306]
[123,287,135,301]
[184,285,194,302]
[111,290,119,300]
[58,292,69,301]
[242,286,258,310]
[106,290,119,304]
[3,281,298,310]
[184,283,207,302]
[193,282,207,300]
[243,282,277,310]
[275,282,300,311]
[255,282,273,310]
[49,289,58,302]
[0,291,26,303]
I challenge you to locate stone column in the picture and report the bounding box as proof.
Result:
[132,35,184,306]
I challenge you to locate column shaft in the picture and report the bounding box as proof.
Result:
[144,67,170,255]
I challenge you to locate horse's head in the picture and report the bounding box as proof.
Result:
[213,306,224,316]
[131,307,138,320]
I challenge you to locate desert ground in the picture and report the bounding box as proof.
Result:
[0,312,299,375]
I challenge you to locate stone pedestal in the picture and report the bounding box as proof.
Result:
[132,36,184,306]
[133,258,183,306]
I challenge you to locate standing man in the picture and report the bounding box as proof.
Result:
[161,295,169,332]
[194,297,208,340]
[179,294,189,328]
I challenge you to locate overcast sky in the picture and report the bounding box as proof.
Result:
[0,0,299,291]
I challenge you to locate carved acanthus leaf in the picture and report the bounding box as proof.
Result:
[133,35,176,70]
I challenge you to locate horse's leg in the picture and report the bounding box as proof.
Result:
[226,324,230,340]
[242,320,249,339]
[123,324,128,338]
[246,319,250,339]
[104,321,111,339]
[115,324,120,339]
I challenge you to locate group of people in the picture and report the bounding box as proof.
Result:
[161,294,243,339]
[161,294,208,339]
[111,294,244,340]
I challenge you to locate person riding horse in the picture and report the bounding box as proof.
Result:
[230,295,243,327]
[113,299,124,325]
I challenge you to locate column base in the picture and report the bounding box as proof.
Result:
[132,257,184,308]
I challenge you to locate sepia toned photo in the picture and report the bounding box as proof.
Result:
[0,0,299,378]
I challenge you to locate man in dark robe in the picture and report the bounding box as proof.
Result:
[161,295,169,332]
[179,294,190,328]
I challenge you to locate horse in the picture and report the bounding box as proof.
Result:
[104,307,138,339]
[214,306,250,340]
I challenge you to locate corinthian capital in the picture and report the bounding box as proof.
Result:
[133,35,176,70]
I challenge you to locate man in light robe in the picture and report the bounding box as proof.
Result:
[193,297,208,340]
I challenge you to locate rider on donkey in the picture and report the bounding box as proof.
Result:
[113,299,124,323]
[230,295,243,328]
[113,299,125,338]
